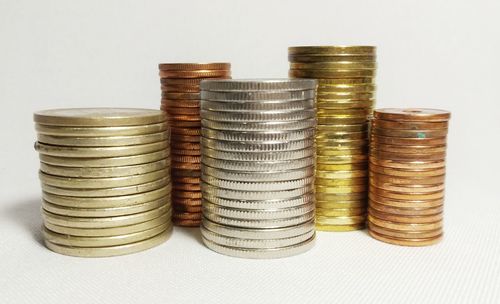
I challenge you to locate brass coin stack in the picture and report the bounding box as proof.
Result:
[199,79,317,259]
[33,108,172,257]
[288,46,377,231]
[158,63,231,226]
[368,108,451,246]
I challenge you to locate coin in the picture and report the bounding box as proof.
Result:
[202,128,315,142]
[202,90,316,102]
[202,118,316,132]
[172,212,202,221]
[369,207,443,223]
[35,141,168,158]
[367,222,443,239]
[158,63,231,71]
[289,69,376,79]
[200,79,317,92]
[316,200,366,209]
[315,177,367,186]
[371,119,448,130]
[369,192,444,208]
[316,207,365,216]
[290,62,376,70]
[289,55,375,63]
[369,200,443,216]
[315,223,365,232]
[201,99,315,112]
[369,172,445,185]
[202,156,314,172]
[35,121,169,137]
[373,108,451,122]
[172,219,201,227]
[288,46,376,55]
[37,131,169,147]
[370,150,446,161]
[370,134,447,146]
[371,127,448,138]
[368,230,442,247]
[315,215,366,225]
[203,201,315,220]
[202,147,315,162]
[203,192,315,210]
[367,215,442,231]
[159,70,230,78]
[369,158,446,170]
[201,109,316,122]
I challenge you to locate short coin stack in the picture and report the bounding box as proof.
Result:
[368,108,450,246]
[158,63,231,226]
[288,46,377,231]
[34,108,172,257]
[199,79,317,259]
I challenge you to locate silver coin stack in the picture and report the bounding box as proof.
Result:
[199,79,318,259]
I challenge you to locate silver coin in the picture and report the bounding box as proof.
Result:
[201,137,315,152]
[202,166,314,182]
[201,90,316,102]
[201,109,316,122]
[202,209,314,229]
[203,192,315,209]
[202,175,314,191]
[201,147,315,161]
[201,183,313,200]
[202,217,314,239]
[202,201,315,220]
[200,99,314,112]
[201,234,315,259]
[201,118,316,132]
[201,156,315,171]
[200,79,317,92]
[201,225,315,249]
[201,128,315,142]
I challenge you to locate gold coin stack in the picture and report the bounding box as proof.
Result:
[368,108,451,246]
[288,46,377,231]
[158,63,231,227]
[33,108,172,257]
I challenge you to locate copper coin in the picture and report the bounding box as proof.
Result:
[370,187,444,200]
[369,192,444,208]
[370,150,446,161]
[369,158,446,170]
[158,63,231,71]
[172,218,201,227]
[173,183,201,191]
[370,134,447,146]
[371,127,448,138]
[166,107,200,115]
[369,200,443,216]
[162,92,201,100]
[368,230,443,246]
[171,169,201,178]
[170,128,201,136]
[368,222,443,239]
[173,204,202,213]
[374,108,451,122]
[171,161,201,170]
[161,99,200,108]
[369,164,446,177]
[161,78,205,85]
[172,177,201,184]
[160,84,201,93]
[172,190,202,199]
[159,70,230,78]
[173,212,202,220]
[369,172,446,185]
[167,120,201,128]
[367,215,443,231]
[369,179,445,193]
[171,155,201,163]
[171,142,201,150]
[171,134,201,143]
[374,144,447,154]
[168,115,201,122]
[372,119,448,130]
[171,148,201,156]
[172,198,202,206]
[368,207,443,223]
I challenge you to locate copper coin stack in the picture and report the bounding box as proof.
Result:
[288,46,377,231]
[158,63,231,226]
[368,108,451,246]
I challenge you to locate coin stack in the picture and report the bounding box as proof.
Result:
[368,108,451,246]
[33,108,172,257]
[158,63,231,226]
[288,46,377,231]
[199,79,317,259]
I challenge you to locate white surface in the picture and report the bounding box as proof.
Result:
[1,0,499,303]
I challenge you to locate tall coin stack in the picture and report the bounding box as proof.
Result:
[199,79,317,259]
[158,63,231,226]
[288,46,377,231]
[34,108,172,257]
[368,108,450,246]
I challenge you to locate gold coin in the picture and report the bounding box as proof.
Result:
[316,163,367,171]
[290,62,376,70]
[288,46,376,55]
[367,215,442,231]
[316,130,367,140]
[42,204,171,228]
[374,108,450,122]
[317,92,375,100]
[369,192,444,208]
[289,69,376,78]
[35,121,169,137]
[318,83,376,92]
[316,147,368,156]
[316,176,367,187]
[39,159,169,178]
[34,108,167,127]
[317,99,375,109]
[369,179,445,193]
[370,134,447,146]
[44,212,170,237]
[38,149,169,168]
[35,141,168,158]
[368,230,442,247]
[318,116,368,124]
[316,169,367,179]
[369,159,445,170]
[43,222,170,247]
[318,78,375,85]
[158,63,231,71]
[42,195,169,217]
[37,131,169,147]
[370,187,444,200]
[374,144,447,154]
[44,228,171,257]
[317,154,368,164]
[316,214,366,225]
[372,119,448,130]
[41,177,170,197]
[42,186,170,208]
[368,222,443,239]
[289,55,375,63]
[316,207,366,216]
[368,207,443,223]
[370,173,445,185]
[371,127,448,138]
[316,200,366,209]
[39,168,168,189]
[369,201,443,216]
[316,192,367,202]
[370,150,446,161]
[316,184,367,194]
[316,223,365,232]
[159,69,230,78]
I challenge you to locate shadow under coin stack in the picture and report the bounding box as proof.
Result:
[288,46,377,231]
[199,79,317,259]
[158,63,231,226]
[368,108,451,246]
[33,108,172,257]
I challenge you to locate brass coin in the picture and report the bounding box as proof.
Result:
[318,116,368,125]
[316,130,367,140]
[368,222,442,239]
[316,207,366,216]
[368,207,443,223]
[315,223,365,232]
[316,169,368,179]
[316,138,369,147]
[374,144,447,154]
[316,154,368,164]
[369,192,444,208]
[367,215,442,231]
[159,70,230,78]
[370,173,446,185]
[316,200,367,209]
[316,184,367,194]
[290,69,376,79]
[316,163,367,171]
[370,134,447,146]
[370,187,444,200]
[158,63,231,71]
[35,121,169,137]
[316,215,366,225]
[369,158,446,170]
[374,108,450,122]
[290,62,376,70]
[318,78,375,85]
[317,92,374,100]
[316,147,368,156]
[368,230,442,247]
[315,177,367,186]
[371,127,448,138]
[288,46,376,55]
[172,218,201,227]
[369,200,443,216]
[44,212,170,237]
[317,99,375,109]
[289,54,375,63]
[37,131,169,147]
[316,192,367,202]
[369,179,445,193]
[372,119,448,130]
[316,124,368,132]
[34,108,166,127]
[370,150,446,161]
[35,141,168,158]
[317,83,376,92]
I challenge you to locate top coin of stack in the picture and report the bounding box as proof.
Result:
[200,79,317,259]
[33,108,173,257]
[158,63,231,226]
[288,46,377,231]
[368,108,451,246]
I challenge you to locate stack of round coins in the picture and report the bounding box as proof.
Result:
[33,108,172,257]
[158,63,231,227]
[159,63,231,226]
[288,46,377,231]
[199,79,317,259]
[368,108,451,246]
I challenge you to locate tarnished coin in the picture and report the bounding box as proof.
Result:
[373,108,451,122]
[288,46,376,55]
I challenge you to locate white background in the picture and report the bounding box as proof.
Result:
[1,0,499,303]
